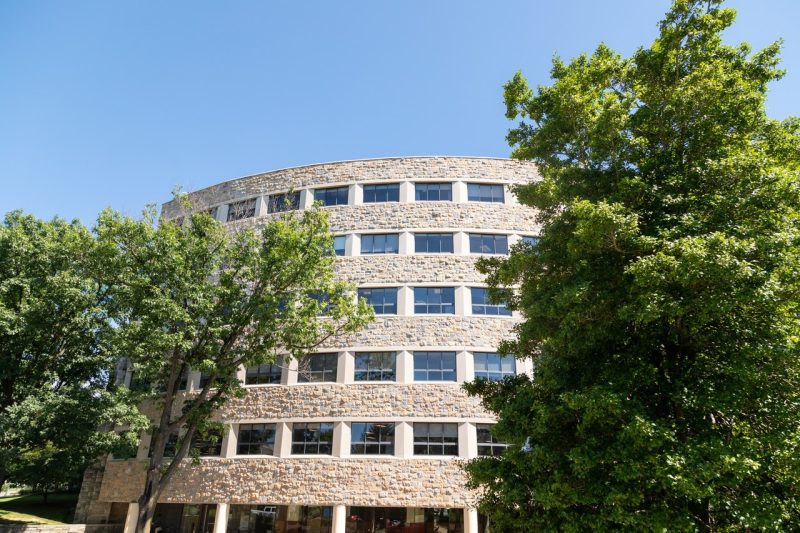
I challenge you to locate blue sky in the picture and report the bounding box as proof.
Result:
[1,0,798,224]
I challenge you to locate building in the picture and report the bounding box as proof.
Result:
[76,156,540,533]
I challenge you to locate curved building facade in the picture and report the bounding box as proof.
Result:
[80,156,540,533]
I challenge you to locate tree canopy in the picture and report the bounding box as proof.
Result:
[0,212,142,494]
[466,1,800,530]
[94,201,373,532]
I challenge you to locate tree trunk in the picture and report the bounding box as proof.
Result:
[135,467,160,533]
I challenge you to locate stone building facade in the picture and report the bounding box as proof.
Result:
[80,157,540,533]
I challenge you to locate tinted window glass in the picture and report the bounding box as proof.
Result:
[469,234,509,255]
[354,352,396,381]
[298,353,338,383]
[227,198,257,221]
[351,422,394,455]
[360,234,399,254]
[474,352,516,381]
[267,192,300,213]
[413,423,458,455]
[471,287,512,316]
[363,183,400,203]
[415,183,452,201]
[237,423,276,455]
[467,183,505,203]
[414,233,454,253]
[413,287,455,314]
[314,186,349,206]
[291,422,334,455]
[414,351,457,381]
[358,288,397,315]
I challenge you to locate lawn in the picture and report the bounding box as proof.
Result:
[0,493,78,525]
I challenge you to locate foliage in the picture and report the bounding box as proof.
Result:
[93,200,373,531]
[465,1,800,531]
[0,212,142,492]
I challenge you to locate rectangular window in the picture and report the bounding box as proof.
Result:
[345,508,406,533]
[406,509,464,533]
[471,287,512,316]
[469,234,509,255]
[476,424,509,457]
[298,353,338,383]
[354,352,396,381]
[237,423,276,455]
[414,233,454,253]
[358,288,397,315]
[226,198,257,221]
[360,233,399,254]
[314,186,349,206]
[267,191,300,213]
[521,235,539,247]
[333,235,346,256]
[191,428,223,457]
[474,352,516,381]
[198,372,212,389]
[350,422,395,455]
[415,182,452,201]
[148,431,179,458]
[363,183,400,203]
[245,363,282,385]
[227,506,332,533]
[413,287,455,314]
[413,423,458,456]
[414,351,456,381]
[467,183,505,203]
[291,422,334,455]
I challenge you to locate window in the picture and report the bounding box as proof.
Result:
[414,351,456,381]
[354,352,396,381]
[333,235,346,256]
[476,424,508,457]
[474,352,516,381]
[363,183,400,203]
[413,287,455,314]
[198,372,212,389]
[346,507,406,533]
[245,363,282,385]
[471,288,512,316]
[237,423,276,455]
[468,183,505,203]
[415,182,452,201]
[267,191,300,213]
[521,235,539,246]
[191,428,223,457]
[226,198,257,221]
[358,288,397,315]
[406,509,464,533]
[314,186,349,206]
[291,422,334,454]
[360,233,399,254]
[413,423,458,455]
[351,422,394,455]
[414,233,454,253]
[228,506,332,533]
[469,234,509,255]
[206,206,219,219]
[298,353,338,382]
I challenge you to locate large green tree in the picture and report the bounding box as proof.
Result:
[466,1,800,531]
[93,202,373,533]
[0,212,142,494]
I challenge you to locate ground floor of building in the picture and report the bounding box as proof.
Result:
[121,502,491,533]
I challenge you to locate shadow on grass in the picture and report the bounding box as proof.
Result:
[0,493,78,525]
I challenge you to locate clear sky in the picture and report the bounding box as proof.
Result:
[1,0,798,224]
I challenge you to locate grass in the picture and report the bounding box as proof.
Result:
[0,493,78,525]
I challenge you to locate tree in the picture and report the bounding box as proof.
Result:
[465,1,800,530]
[92,201,373,533]
[0,212,142,494]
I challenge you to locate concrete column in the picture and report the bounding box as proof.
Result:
[462,423,478,459]
[276,422,292,458]
[395,421,413,458]
[397,286,412,316]
[351,184,362,205]
[300,189,314,209]
[254,196,266,217]
[216,204,229,222]
[236,365,246,385]
[399,181,414,203]
[136,432,152,460]
[452,181,468,203]
[455,287,471,316]
[457,350,473,383]
[332,504,347,533]
[505,183,516,206]
[398,231,413,255]
[350,234,361,256]
[454,232,469,255]
[285,358,299,385]
[187,371,201,391]
[335,422,350,458]
[222,424,236,458]
[396,350,413,384]
[338,351,351,384]
[123,503,138,533]
[213,503,229,533]
[464,508,479,533]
